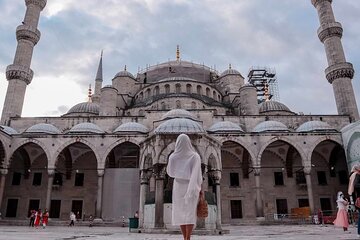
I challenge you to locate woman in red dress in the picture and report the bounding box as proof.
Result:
[34,209,42,228]
[42,209,49,228]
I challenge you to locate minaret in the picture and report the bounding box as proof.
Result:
[1,0,47,125]
[92,52,103,103]
[312,0,359,121]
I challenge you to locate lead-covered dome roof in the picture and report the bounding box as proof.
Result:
[259,100,292,114]
[155,118,205,134]
[253,121,289,133]
[114,70,135,79]
[220,68,242,78]
[162,109,196,120]
[296,121,336,132]
[0,125,18,135]
[24,123,61,134]
[68,123,105,134]
[208,121,244,133]
[113,122,148,134]
[66,102,100,116]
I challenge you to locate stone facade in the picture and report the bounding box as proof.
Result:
[0,0,360,231]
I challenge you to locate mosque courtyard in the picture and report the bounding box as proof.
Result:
[0,224,358,240]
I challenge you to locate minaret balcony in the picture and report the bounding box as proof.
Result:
[6,64,34,85]
[16,25,41,45]
[325,62,354,83]
[311,0,332,7]
[317,22,343,43]
[25,0,47,10]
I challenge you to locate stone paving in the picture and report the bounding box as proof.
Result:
[0,224,359,240]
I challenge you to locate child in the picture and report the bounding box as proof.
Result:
[333,191,349,231]
[89,214,94,227]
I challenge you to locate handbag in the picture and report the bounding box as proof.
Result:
[197,193,208,219]
[355,197,360,208]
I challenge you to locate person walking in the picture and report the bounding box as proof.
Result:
[29,210,35,227]
[34,209,42,228]
[348,163,360,237]
[69,211,76,227]
[333,191,349,231]
[166,134,203,240]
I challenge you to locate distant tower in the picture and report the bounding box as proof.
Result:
[92,52,103,103]
[1,0,47,125]
[312,0,359,121]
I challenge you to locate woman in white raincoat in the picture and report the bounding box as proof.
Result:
[167,134,203,240]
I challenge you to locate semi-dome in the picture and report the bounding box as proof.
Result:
[296,121,336,132]
[114,122,148,134]
[25,123,61,134]
[0,125,18,135]
[220,68,242,78]
[259,100,292,114]
[114,70,135,79]
[162,109,196,120]
[66,102,100,116]
[155,118,205,134]
[208,121,244,133]
[253,121,289,133]
[68,123,105,134]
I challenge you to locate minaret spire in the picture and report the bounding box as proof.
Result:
[92,51,103,103]
[312,0,359,121]
[1,0,47,125]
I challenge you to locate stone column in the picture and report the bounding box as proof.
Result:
[45,170,54,210]
[210,170,222,230]
[254,167,264,218]
[153,163,166,228]
[96,170,104,219]
[0,169,8,213]
[139,170,151,228]
[304,166,315,214]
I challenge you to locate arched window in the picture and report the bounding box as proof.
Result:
[154,86,160,95]
[191,101,197,109]
[161,102,166,110]
[197,85,202,95]
[146,89,151,98]
[139,92,143,101]
[186,84,192,94]
[176,100,181,109]
[213,91,216,99]
[176,84,181,93]
[206,88,210,97]
[218,95,221,101]
[165,84,170,94]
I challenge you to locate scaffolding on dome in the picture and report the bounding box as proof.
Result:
[247,67,280,103]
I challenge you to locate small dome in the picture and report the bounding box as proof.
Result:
[114,70,135,79]
[114,122,148,134]
[68,123,105,134]
[259,101,292,114]
[66,102,100,115]
[162,109,196,120]
[220,68,242,78]
[296,121,336,132]
[253,121,289,133]
[155,118,205,134]
[208,121,244,133]
[0,125,18,135]
[25,123,61,134]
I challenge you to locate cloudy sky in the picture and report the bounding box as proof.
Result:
[0,0,360,117]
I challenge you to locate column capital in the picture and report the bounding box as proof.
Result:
[208,170,221,183]
[311,0,332,7]
[47,169,55,176]
[303,166,312,175]
[253,166,261,176]
[97,169,105,177]
[153,163,166,180]
[140,170,152,184]
[25,0,47,10]
[0,169,8,175]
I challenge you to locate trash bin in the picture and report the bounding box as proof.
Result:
[129,217,139,230]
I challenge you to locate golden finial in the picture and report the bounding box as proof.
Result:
[124,65,127,71]
[176,45,180,61]
[229,64,232,69]
[88,84,92,102]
